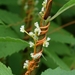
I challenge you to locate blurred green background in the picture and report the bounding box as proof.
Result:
[0,0,75,75]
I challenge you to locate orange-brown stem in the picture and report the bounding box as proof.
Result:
[43,0,52,20]
[25,0,52,75]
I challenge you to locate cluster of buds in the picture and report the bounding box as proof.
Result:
[20,21,51,69]
[30,51,42,60]
[23,60,29,69]
[39,0,47,17]
[19,0,52,74]
[23,51,42,69]
[20,22,50,48]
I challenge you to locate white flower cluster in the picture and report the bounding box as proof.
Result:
[20,25,25,33]
[23,60,29,69]
[42,0,47,8]
[43,37,51,47]
[20,22,51,48]
[30,52,42,60]
[28,22,41,47]
[29,41,34,47]
[20,22,41,35]
[39,0,47,16]
[34,22,41,36]
[20,22,41,47]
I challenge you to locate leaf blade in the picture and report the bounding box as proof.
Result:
[44,49,70,70]
[0,62,13,75]
[0,25,20,38]
[50,0,75,21]
[41,67,75,75]
[0,37,29,58]
[50,33,75,44]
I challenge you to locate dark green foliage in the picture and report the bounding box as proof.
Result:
[0,37,29,58]
[0,0,75,75]
[0,62,13,75]
[41,67,75,75]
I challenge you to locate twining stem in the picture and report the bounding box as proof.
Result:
[36,0,52,53]
[24,0,52,75]
[30,0,52,75]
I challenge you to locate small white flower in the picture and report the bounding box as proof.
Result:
[23,60,29,69]
[29,32,38,40]
[20,25,25,33]
[39,0,47,17]
[34,28,41,36]
[34,22,41,35]
[30,53,34,58]
[41,7,45,12]
[30,52,42,59]
[34,22,39,28]
[29,32,34,36]
[39,11,42,15]
[47,37,51,41]
[42,0,47,8]
[43,37,51,47]
[29,41,34,47]
[39,7,44,16]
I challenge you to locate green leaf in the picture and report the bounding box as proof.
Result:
[0,20,4,25]
[8,53,22,75]
[52,0,75,17]
[0,0,17,5]
[42,56,58,69]
[0,62,13,75]
[50,0,75,21]
[49,33,75,44]
[63,56,75,68]
[0,37,29,58]
[41,67,75,75]
[49,22,72,36]
[44,49,70,70]
[0,25,20,38]
[48,22,75,44]
[0,9,24,38]
[0,9,22,24]
[48,41,71,56]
